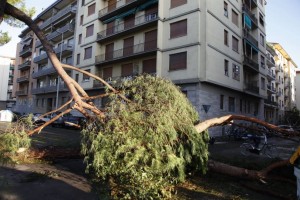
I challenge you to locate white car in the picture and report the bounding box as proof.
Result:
[277,125,294,132]
[33,113,51,123]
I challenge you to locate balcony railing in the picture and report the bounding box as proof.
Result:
[98,0,137,19]
[267,84,276,93]
[242,5,258,28]
[39,5,77,30]
[16,90,28,96]
[245,81,259,94]
[18,60,31,71]
[266,54,275,66]
[95,40,157,64]
[32,61,72,79]
[264,99,278,107]
[243,56,259,72]
[35,23,75,47]
[97,12,158,42]
[276,91,282,97]
[33,44,74,63]
[21,34,33,43]
[32,84,67,95]
[243,29,258,47]
[267,69,275,79]
[17,75,30,83]
[19,48,32,58]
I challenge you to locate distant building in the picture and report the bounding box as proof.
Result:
[295,70,300,111]
[0,56,16,110]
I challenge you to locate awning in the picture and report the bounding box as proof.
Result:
[244,14,252,29]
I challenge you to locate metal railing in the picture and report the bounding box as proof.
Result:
[19,48,32,57]
[242,4,258,27]
[33,44,74,63]
[17,75,30,83]
[245,81,259,94]
[32,84,67,94]
[39,5,77,30]
[16,90,28,96]
[264,99,278,106]
[36,23,75,47]
[18,60,31,70]
[97,12,158,41]
[98,0,137,18]
[267,69,275,79]
[243,29,258,47]
[243,56,259,71]
[95,40,157,64]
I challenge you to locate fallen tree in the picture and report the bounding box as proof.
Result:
[2,1,298,199]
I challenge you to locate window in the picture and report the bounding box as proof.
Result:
[232,9,238,27]
[232,64,240,81]
[170,19,187,38]
[61,97,66,105]
[261,55,265,68]
[42,98,45,107]
[260,33,264,46]
[169,52,187,71]
[228,97,235,112]
[83,69,91,81]
[78,34,82,45]
[240,99,243,112]
[84,46,92,59]
[259,13,264,27]
[224,30,228,46]
[224,59,229,76]
[76,53,80,64]
[81,0,85,6]
[86,24,94,38]
[220,95,224,109]
[232,36,239,52]
[88,3,95,16]
[121,63,133,77]
[80,15,83,25]
[261,77,265,90]
[36,99,39,107]
[66,56,73,65]
[224,1,228,17]
[103,67,113,80]
[170,0,187,8]
[75,74,79,82]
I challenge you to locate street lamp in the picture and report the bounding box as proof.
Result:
[55,30,64,110]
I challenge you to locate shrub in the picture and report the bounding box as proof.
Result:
[81,75,209,199]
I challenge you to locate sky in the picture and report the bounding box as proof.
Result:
[0,0,299,67]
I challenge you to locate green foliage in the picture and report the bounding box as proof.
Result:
[0,115,32,164]
[81,75,209,199]
[0,0,36,46]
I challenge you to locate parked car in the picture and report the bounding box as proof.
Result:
[64,116,86,129]
[33,113,51,124]
[277,125,294,132]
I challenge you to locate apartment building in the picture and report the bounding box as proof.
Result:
[268,43,297,122]
[15,0,270,136]
[296,70,300,110]
[14,0,77,114]
[0,56,15,110]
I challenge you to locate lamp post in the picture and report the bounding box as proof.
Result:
[55,30,63,110]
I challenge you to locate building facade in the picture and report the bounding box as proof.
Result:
[14,0,298,135]
[0,56,16,110]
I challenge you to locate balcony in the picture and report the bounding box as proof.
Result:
[39,5,77,30]
[32,62,72,79]
[18,60,31,71]
[35,23,75,48]
[8,80,13,85]
[98,0,148,21]
[243,29,258,48]
[17,75,30,83]
[19,47,32,58]
[243,56,259,72]
[32,84,67,95]
[33,44,74,64]
[276,91,282,97]
[16,90,28,96]
[267,84,276,93]
[97,12,158,43]
[284,81,290,89]
[93,74,148,88]
[242,5,258,28]
[264,99,278,107]
[266,69,275,80]
[33,52,48,64]
[95,40,157,65]
[266,54,275,66]
[244,81,259,94]
[21,34,33,43]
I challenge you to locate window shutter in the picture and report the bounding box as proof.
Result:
[169,52,187,71]
[170,19,187,38]
[171,0,187,8]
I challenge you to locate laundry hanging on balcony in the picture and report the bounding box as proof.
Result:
[103,0,158,24]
